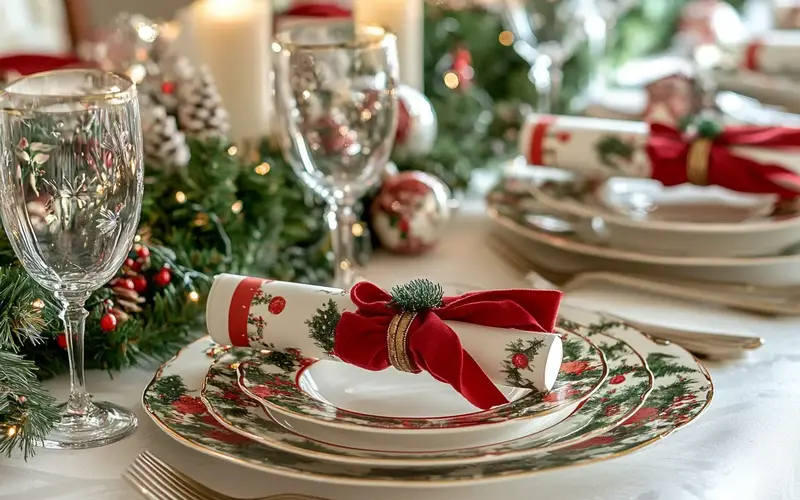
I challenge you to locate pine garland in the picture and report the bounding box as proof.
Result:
[0,0,746,459]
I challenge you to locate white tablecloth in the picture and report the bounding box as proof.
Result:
[2,205,799,500]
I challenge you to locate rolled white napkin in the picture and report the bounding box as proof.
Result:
[206,273,564,393]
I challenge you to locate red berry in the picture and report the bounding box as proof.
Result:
[56,333,68,349]
[161,81,176,95]
[610,374,626,385]
[100,313,118,332]
[132,275,148,293]
[268,296,286,315]
[131,260,143,272]
[136,246,150,259]
[124,258,135,268]
[154,267,172,287]
[119,278,135,290]
[512,353,529,369]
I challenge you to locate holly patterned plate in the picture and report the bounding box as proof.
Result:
[201,329,651,466]
[142,305,712,486]
[235,330,606,436]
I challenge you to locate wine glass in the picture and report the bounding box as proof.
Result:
[0,69,143,448]
[274,21,399,289]
[497,0,589,113]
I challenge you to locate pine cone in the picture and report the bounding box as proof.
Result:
[143,105,190,169]
[177,66,230,140]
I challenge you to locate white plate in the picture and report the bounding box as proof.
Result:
[489,205,800,286]
[505,166,800,258]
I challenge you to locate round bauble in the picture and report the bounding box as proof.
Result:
[100,313,118,333]
[371,171,451,254]
[392,85,437,160]
[154,267,172,287]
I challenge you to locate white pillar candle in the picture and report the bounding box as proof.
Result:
[354,0,423,90]
[188,0,273,142]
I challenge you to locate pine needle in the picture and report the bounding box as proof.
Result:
[389,279,444,311]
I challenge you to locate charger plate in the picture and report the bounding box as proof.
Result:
[200,328,651,466]
[142,306,712,486]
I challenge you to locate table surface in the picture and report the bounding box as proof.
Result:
[2,204,799,500]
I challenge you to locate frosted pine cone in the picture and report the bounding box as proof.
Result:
[177,66,230,140]
[143,105,190,169]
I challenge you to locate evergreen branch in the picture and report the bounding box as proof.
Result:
[390,279,444,311]
[0,351,59,459]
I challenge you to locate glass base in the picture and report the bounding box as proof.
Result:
[41,400,138,450]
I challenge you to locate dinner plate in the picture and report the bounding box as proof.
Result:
[488,199,800,286]
[142,305,712,486]
[201,326,651,466]
[231,330,605,452]
[491,166,800,258]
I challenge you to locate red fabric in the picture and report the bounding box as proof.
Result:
[334,281,562,410]
[228,277,267,346]
[647,123,800,199]
[527,115,554,165]
[0,54,85,78]
[283,4,351,17]
[743,40,762,71]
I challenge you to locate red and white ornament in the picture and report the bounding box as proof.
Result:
[100,313,118,333]
[371,171,451,254]
[392,85,438,160]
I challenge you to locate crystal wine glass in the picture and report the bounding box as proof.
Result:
[498,0,589,113]
[274,22,399,289]
[0,69,143,448]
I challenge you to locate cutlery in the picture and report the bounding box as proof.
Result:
[123,451,326,500]
[488,236,799,316]
[489,239,766,358]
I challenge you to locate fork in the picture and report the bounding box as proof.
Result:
[123,451,327,500]
[488,239,765,358]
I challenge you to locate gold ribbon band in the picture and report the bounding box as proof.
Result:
[387,311,418,373]
[687,138,712,186]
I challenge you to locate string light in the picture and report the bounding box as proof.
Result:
[498,30,514,46]
[175,191,186,203]
[193,213,210,227]
[254,162,270,175]
[443,71,460,89]
[134,234,142,243]
[231,201,243,214]
[352,223,364,237]
[227,146,238,156]
[188,291,200,303]
[31,299,44,311]
[7,426,16,437]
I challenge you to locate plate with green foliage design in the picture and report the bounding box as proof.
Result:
[142,305,712,485]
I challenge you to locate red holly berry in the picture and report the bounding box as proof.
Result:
[136,246,150,259]
[161,81,176,95]
[100,313,118,333]
[268,296,286,315]
[610,374,626,385]
[556,131,572,143]
[154,267,172,287]
[56,333,68,349]
[512,353,529,369]
[132,275,148,293]
[117,278,135,290]
[124,258,136,268]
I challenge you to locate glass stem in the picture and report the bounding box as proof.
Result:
[326,202,358,290]
[56,292,93,416]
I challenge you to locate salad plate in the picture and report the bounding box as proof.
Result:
[142,305,712,486]
[232,330,605,452]
[491,166,800,258]
[200,327,650,466]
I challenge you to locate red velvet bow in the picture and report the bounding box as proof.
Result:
[646,123,800,199]
[283,3,352,17]
[0,54,85,80]
[334,282,562,410]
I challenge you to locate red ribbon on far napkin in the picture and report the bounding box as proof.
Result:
[0,54,85,80]
[646,123,800,199]
[282,3,352,17]
[334,282,562,410]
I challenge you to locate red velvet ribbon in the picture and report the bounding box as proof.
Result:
[334,282,562,410]
[0,54,85,79]
[647,123,800,199]
[282,3,352,17]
